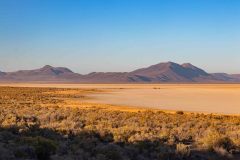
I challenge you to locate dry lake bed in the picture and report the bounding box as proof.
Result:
[1,83,240,114]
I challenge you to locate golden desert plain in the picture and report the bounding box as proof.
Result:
[1,83,240,160]
[1,83,240,114]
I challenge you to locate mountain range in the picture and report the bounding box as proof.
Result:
[0,62,239,83]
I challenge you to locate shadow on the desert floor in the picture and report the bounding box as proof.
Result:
[0,125,237,160]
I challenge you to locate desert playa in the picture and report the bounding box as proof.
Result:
[1,83,240,114]
[85,84,240,114]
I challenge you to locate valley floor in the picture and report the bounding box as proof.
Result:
[0,84,240,159]
[1,83,240,114]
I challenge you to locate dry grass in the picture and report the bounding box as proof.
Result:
[0,85,240,159]
[2,83,240,114]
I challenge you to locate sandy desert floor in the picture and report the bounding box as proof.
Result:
[1,83,240,114]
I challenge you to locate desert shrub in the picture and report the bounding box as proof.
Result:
[14,145,36,159]
[213,146,233,158]
[176,111,184,115]
[20,136,57,160]
[200,130,235,153]
[175,143,190,158]
[98,130,114,142]
[1,87,240,159]
[213,137,235,152]
[95,144,123,160]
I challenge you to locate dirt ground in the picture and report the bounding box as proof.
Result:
[1,83,240,114]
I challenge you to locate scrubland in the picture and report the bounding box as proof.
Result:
[0,86,240,160]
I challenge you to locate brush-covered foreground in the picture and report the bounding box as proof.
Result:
[0,87,240,160]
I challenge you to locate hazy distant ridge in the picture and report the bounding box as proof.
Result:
[0,62,239,83]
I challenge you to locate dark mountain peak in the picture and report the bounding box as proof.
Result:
[147,61,180,71]
[42,65,53,69]
[55,67,73,74]
[156,61,178,66]
[131,61,182,73]
[165,61,178,65]
[130,61,210,82]
[39,65,54,72]
[39,65,73,75]
[0,71,6,76]
[158,61,175,65]
[181,63,194,68]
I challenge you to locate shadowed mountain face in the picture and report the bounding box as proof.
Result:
[36,65,74,75]
[0,62,239,83]
[129,62,211,82]
[0,65,82,82]
[232,74,240,78]
[9,65,74,76]
[211,73,236,81]
[0,71,6,76]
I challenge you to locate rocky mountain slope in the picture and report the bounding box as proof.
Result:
[0,62,239,83]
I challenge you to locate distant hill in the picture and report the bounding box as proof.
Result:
[0,71,6,76]
[0,65,82,82]
[129,62,211,82]
[0,62,239,83]
[232,74,240,79]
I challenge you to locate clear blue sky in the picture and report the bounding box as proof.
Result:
[0,0,239,74]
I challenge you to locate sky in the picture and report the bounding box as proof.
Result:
[0,0,240,74]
